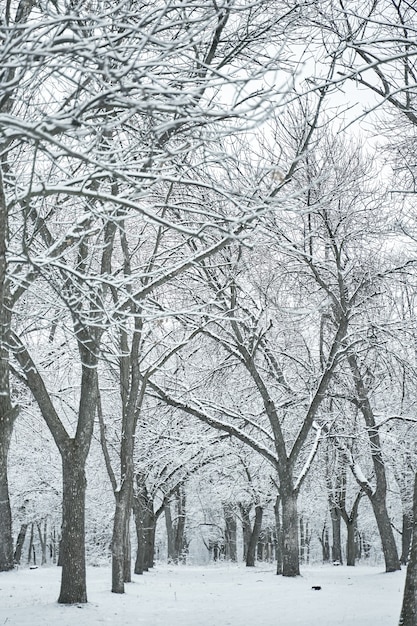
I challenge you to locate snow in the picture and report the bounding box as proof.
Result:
[0,563,405,626]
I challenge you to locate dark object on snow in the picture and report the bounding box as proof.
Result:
[311,586,321,591]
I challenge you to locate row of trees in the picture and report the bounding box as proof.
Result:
[2,1,417,624]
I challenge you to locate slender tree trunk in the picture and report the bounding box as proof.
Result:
[0,428,14,571]
[401,511,413,566]
[371,496,401,573]
[399,473,417,626]
[224,504,237,562]
[14,523,28,565]
[330,505,343,564]
[174,486,187,564]
[281,490,300,576]
[58,450,88,604]
[348,355,400,572]
[246,505,263,567]
[0,154,17,573]
[239,503,252,561]
[274,496,283,575]
[164,498,175,563]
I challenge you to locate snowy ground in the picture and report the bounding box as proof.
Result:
[0,563,405,626]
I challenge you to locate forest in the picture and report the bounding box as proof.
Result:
[1,1,417,624]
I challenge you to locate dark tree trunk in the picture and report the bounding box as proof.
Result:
[330,505,343,564]
[371,496,401,573]
[37,519,47,565]
[281,490,300,576]
[224,504,237,562]
[346,520,356,566]
[274,496,283,575]
[112,491,128,593]
[399,473,417,626]
[348,355,400,573]
[174,486,187,564]
[319,523,330,564]
[0,429,14,571]
[401,511,413,566]
[133,475,155,574]
[14,523,28,565]
[164,498,175,563]
[239,503,252,561]
[246,505,263,567]
[123,510,131,583]
[58,451,88,604]
[0,156,17,573]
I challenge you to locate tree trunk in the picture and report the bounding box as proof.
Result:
[399,473,417,626]
[224,504,237,562]
[330,505,343,564]
[58,451,88,604]
[319,523,330,564]
[164,498,175,563]
[133,476,155,574]
[246,505,263,567]
[123,510,131,583]
[239,503,252,561]
[346,520,356,566]
[281,491,300,576]
[0,156,17,573]
[274,496,283,574]
[371,496,401,573]
[0,429,14,571]
[401,511,413,566]
[14,523,28,565]
[112,491,128,593]
[174,486,187,564]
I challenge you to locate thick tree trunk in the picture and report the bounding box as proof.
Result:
[58,451,88,604]
[123,510,131,583]
[112,492,127,593]
[246,505,263,567]
[399,473,417,626]
[133,477,155,574]
[281,491,300,576]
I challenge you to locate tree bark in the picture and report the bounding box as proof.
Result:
[112,491,128,593]
[281,490,300,576]
[330,505,343,564]
[224,504,237,562]
[58,448,88,604]
[0,422,14,571]
[246,505,263,567]
[133,475,155,574]
[401,511,413,566]
[399,473,417,626]
[371,496,401,573]
[274,496,283,574]
[239,503,252,561]
[348,354,400,572]
[14,523,28,565]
